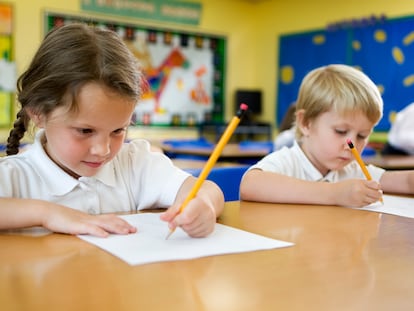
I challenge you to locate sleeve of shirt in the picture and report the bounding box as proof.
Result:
[0,159,17,196]
[121,140,191,210]
[247,147,298,175]
[0,154,39,198]
[367,164,386,182]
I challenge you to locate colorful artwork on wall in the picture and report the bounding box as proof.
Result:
[0,3,13,127]
[45,12,226,127]
[0,3,12,35]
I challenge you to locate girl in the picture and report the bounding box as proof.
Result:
[0,23,224,237]
[240,64,414,207]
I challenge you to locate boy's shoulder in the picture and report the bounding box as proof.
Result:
[250,142,304,172]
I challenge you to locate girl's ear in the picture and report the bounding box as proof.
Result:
[295,109,311,137]
[27,109,45,128]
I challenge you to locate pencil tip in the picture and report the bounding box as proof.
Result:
[165,230,173,240]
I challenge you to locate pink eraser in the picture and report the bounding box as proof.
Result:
[346,138,354,147]
[240,103,248,111]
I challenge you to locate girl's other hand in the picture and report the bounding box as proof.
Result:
[42,204,137,237]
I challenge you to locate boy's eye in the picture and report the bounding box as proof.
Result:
[357,134,367,140]
[335,129,347,135]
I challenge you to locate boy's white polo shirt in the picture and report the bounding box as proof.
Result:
[0,130,190,214]
[248,141,385,182]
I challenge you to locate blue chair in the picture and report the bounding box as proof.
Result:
[237,140,273,164]
[163,138,213,160]
[186,165,250,201]
[238,140,274,152]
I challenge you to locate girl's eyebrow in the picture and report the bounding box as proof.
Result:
[118,123,130,130]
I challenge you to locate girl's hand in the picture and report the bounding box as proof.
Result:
[334,179,383,207]
[42,204,137,237]
[160,197,217,238]
[160,177,224,238]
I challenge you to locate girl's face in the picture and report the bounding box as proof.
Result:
[298,109,375,176]
[36,82,136,178]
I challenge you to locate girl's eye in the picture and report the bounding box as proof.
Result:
[77,128,93,135]
[113,128,126,135]
[357,134,367,140]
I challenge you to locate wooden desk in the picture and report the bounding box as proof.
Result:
[162,142,270,162]
[171,158,241,170]
[2,201,414,310]
[364,154,414,170]
[199,122,273,142]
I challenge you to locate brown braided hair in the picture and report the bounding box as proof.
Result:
[6,23,143,155]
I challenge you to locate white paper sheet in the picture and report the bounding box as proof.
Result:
[357,194,414,218]
[78,213,294,266]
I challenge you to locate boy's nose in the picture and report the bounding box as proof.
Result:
[346,138,356,151]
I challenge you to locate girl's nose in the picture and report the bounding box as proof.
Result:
[90,137,110,156]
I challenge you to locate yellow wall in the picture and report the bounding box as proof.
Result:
[6,0,414,127]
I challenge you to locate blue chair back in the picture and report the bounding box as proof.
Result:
[187,165,249,201]
[163,138,213,160]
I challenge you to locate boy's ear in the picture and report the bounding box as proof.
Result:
[295,109,310,136]
[27,109,45,128]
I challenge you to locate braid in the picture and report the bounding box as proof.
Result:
[5,23,142,156]
[6,110,28,155]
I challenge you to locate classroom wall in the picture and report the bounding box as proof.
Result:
[6,0,414,128]
[256,0,414,127]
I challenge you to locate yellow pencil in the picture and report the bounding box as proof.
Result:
[347,139,383,204]
[165,103,249,239]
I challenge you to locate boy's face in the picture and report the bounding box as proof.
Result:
[299,109,375,176]
[37,82,135,178]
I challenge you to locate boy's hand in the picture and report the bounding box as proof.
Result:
[335,179,383,207]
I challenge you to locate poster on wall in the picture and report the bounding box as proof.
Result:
[128,29,216,126]
[45,12,226,127]
[0,3,14,127]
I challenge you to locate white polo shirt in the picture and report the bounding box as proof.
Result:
[248,141,385,182]
[0,131,190,214]
[388,102,414,155]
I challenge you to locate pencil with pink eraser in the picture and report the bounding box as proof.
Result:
[347,138,383,204]
[165,103,249,239]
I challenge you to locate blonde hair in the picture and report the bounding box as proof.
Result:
[295,64,383,139]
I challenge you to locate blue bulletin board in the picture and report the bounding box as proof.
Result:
[277,15,414,131]
[45,12,226,127]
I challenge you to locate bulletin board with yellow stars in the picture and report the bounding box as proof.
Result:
[277,16,414,131]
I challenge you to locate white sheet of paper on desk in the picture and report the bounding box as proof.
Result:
[78,213,293,266]
[358,194,414,218]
